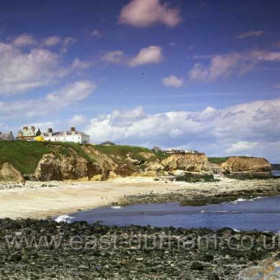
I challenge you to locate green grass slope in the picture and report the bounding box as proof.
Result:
[0,141,90,174]
[208,157,229,164]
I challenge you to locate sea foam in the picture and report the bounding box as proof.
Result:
[55,215,74,223]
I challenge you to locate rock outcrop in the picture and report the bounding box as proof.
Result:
[159,153,213,181]
[34,153,101,181]
[0,163,25,183]
[162,153,210,173]
[221,157,272,179]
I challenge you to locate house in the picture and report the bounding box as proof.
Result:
[43,127,90,144]
[185,150,200,154]
[0,132,15,141]
[17,126,38,141]
[166,149,186,155]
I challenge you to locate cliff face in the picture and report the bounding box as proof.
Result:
[34,153,101,181]
[32,147,212,181]
[0,142,273,182]
[221,157,272,179]
[162,153,209,173]
[81,145,136,180]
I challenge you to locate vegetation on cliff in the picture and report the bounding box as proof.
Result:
[0,141,90,174]
[208,157,228,164]
[0,142,273,182]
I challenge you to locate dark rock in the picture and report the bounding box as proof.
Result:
[190,261,205,271]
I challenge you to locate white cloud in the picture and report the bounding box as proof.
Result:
[41,36,76,52]
[102,50,125,65]
[46,80,96,104]
[0,35,86,95]
[226,141,259,153]
[60,37,77,54]
[189,52,245,81]
[128,46,163,67]
[0,80,96,119]
[71,58,92,70]
[162,75,184,88]
[12,34,37,47]
[237,30,264,39]
[42,36,62,46]
[119,0,182,27]
[189,50,280,82]
[102,46,164,67]
[0,42,61,95]
[251,50,280,61]
[85,98,280,161]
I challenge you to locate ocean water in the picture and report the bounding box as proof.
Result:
[57,195,280,232]
[272,170,280,177]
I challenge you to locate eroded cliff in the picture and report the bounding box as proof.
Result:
[0,142,273,182]
[221,156,272,179]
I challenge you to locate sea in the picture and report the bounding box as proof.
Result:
[56,195,280,232]
[272,170,280,177]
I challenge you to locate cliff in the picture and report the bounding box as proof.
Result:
[0,142,272,182]
[221,156,272,179]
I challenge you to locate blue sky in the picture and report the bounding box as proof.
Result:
[0,0,280,162]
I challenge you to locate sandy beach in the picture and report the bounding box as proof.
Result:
[0,177,279,219]
[0,178,185,219]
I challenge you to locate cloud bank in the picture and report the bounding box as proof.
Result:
[86,98,280,161]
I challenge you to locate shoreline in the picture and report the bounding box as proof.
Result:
[0,177,280,219]
[1,178,280,279]
[0,219,280,279]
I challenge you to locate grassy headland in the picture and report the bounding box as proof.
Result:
[0,141,90,174]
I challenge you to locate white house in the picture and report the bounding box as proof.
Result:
[43,127,90,144]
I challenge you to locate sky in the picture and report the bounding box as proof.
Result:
[0,0,280,162]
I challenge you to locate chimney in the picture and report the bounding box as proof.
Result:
[23,126,28,131]
[71,127,76,135]
[48,128,53,136]
[31,126,35,131]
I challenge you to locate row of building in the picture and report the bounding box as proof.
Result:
[152,146,201,155]
[0,126,90,144]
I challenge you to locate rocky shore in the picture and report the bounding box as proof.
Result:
[0,181,62,190]
[118,178,280,207]
[0,219,279,279]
